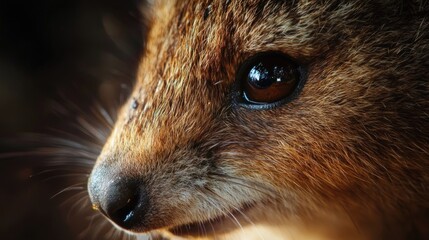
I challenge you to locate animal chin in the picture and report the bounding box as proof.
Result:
[168,202,256,237]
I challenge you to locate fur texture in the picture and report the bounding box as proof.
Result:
[88,0,429,239]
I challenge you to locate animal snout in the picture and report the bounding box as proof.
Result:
[88,164,148,229]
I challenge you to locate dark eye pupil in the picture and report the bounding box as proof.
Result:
[247,60,295,89]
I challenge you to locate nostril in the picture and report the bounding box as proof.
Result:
[109,192,140,224]
[98,179,143,228]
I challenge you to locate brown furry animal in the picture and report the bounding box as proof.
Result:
[88,0,429,239]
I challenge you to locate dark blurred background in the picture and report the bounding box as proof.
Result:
[0,0,145,239]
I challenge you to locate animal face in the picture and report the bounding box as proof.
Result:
[88,0,429,239]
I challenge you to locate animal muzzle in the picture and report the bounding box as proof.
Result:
[87,162,149,230]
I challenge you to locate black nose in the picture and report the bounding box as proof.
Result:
[88,165,147,229]
[101,179,140,225]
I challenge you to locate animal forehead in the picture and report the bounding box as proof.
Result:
[146,0,378,55]
[143,1,309,76]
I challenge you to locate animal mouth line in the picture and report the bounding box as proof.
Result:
[168,202,255,237]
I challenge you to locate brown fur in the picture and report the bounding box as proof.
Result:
[89,0,429,239]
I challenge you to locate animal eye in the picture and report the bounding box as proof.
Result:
[237,52,304,109]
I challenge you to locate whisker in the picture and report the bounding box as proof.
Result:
[93,101,115,127]
[93,216,111,240]
[199,221,208,238]
[59,191,89,209]
[104,223,117,238]
[1,150,98,170]
[50,183,87,199]
[210,190,265,240]
[73,196,91,218]
[79,214,98,238]
[66,193,91,221]
[0,150,97,163]
[77,116,110,143]
[208,220,217,239]
[0,84,123,240]
[202,184,272,240]
[200,187,246,236]
[230,212,246,236]
[41,173,89,183]
[32,168,89,176]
